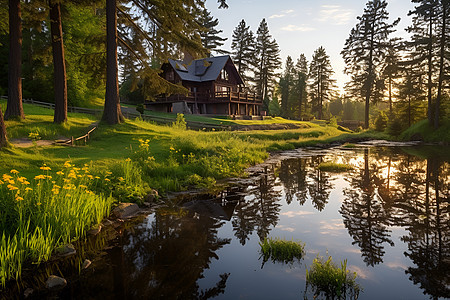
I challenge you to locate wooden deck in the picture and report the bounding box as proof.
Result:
[151,91,262,104]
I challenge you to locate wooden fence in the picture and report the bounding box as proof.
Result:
[1,96,228,131]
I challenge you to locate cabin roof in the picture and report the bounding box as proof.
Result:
[168,55,244,85]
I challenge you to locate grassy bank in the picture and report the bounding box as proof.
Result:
[0,101,378,286]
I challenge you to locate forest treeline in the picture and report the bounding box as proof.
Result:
[0,0,448,147]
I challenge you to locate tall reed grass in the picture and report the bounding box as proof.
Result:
[305,254,361,299]
[0,163,113,286]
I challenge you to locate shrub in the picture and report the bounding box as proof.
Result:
[387,115,404,137]
[305,254,361,299]
[173,113,187,130]
[374,111,388,132]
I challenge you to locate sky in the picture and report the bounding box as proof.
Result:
[205,0,416,94]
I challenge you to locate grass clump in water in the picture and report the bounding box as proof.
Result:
[259,237,305,266]
[318,162,353,173]
[305,254,361,299]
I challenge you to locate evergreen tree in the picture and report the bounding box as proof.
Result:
[49,0,67,124]
[434,0,449,128]
[309,46,336,120]
[293,54,308,120]
[231,19,254,84]
[197,8,228,57]
[5,0,24,120]
[406,0,441,125]
[341,0,400,128]
[253,19,281,100]
[279,56,294,117]
[382,40,401,114]
[397,51,427,127]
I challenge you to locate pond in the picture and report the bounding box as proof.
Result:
[28,146,450,299]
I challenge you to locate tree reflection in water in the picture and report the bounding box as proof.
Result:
[340,148,394,266]
[398,158,450,298]
[109,206,232,299]
[232,166,282,244]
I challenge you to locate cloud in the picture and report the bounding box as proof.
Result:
[269,9,294,19]
[281,24,315,32]
[280,210,315,217]
[318,4,354,25]
[277,225,296,232]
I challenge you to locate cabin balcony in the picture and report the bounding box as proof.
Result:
[151,91,262,104]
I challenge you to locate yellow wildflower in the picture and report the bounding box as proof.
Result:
[87,175,93,180]
[64,161,72,168]
[25,187,33,192]
[7,184,18,191]
[2,174,12,181]
[34,175,46,180]
[36,202,41,206]
[125,158,131,162]
[40,165,51,171]
[118,177,124,182]
[10,169,19,174]
[56,171,64,175]
[23,181,30,185]
[0,180,3,184]
[15,196,24,201]
[170,146,175,151]
[104,178,110,182]
[79,185,87,189]
[95,176,100,179]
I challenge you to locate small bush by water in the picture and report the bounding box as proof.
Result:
[259,237,305,266]
[305,254,361,299]
[318,162,353,172]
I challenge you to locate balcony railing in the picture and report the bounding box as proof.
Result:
[153,91,262,104]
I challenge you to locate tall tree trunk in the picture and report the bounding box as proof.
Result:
[298,85,303,120]
[50,0,68,124]
[435,0,447,129]
[102,0,124,124]
[427,10,433,125]
[388,75,392,114]
[0,107,7,148]
[5,0,24,120]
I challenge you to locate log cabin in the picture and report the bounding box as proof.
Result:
[145,55,262,116]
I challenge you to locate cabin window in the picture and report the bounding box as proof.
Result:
[220,68,229,81]
[215,85,230,92]
[167,70,174,81]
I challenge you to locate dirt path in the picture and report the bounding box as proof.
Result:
[11,138,56,148]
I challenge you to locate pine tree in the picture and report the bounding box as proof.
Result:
[406,0,440,125]
[434,0,449,128]
[49,0,68,124]
[382,40,401,114]
[309,46,336,120]
[231,19,254,84]
[341,0,399,128]
[5,0,25,120]
[280,56,294,117]
[293,54,308,120]
[253,18,281,100]
[197,8,228,57]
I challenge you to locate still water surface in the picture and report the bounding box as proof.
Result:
[57,146,448,299]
